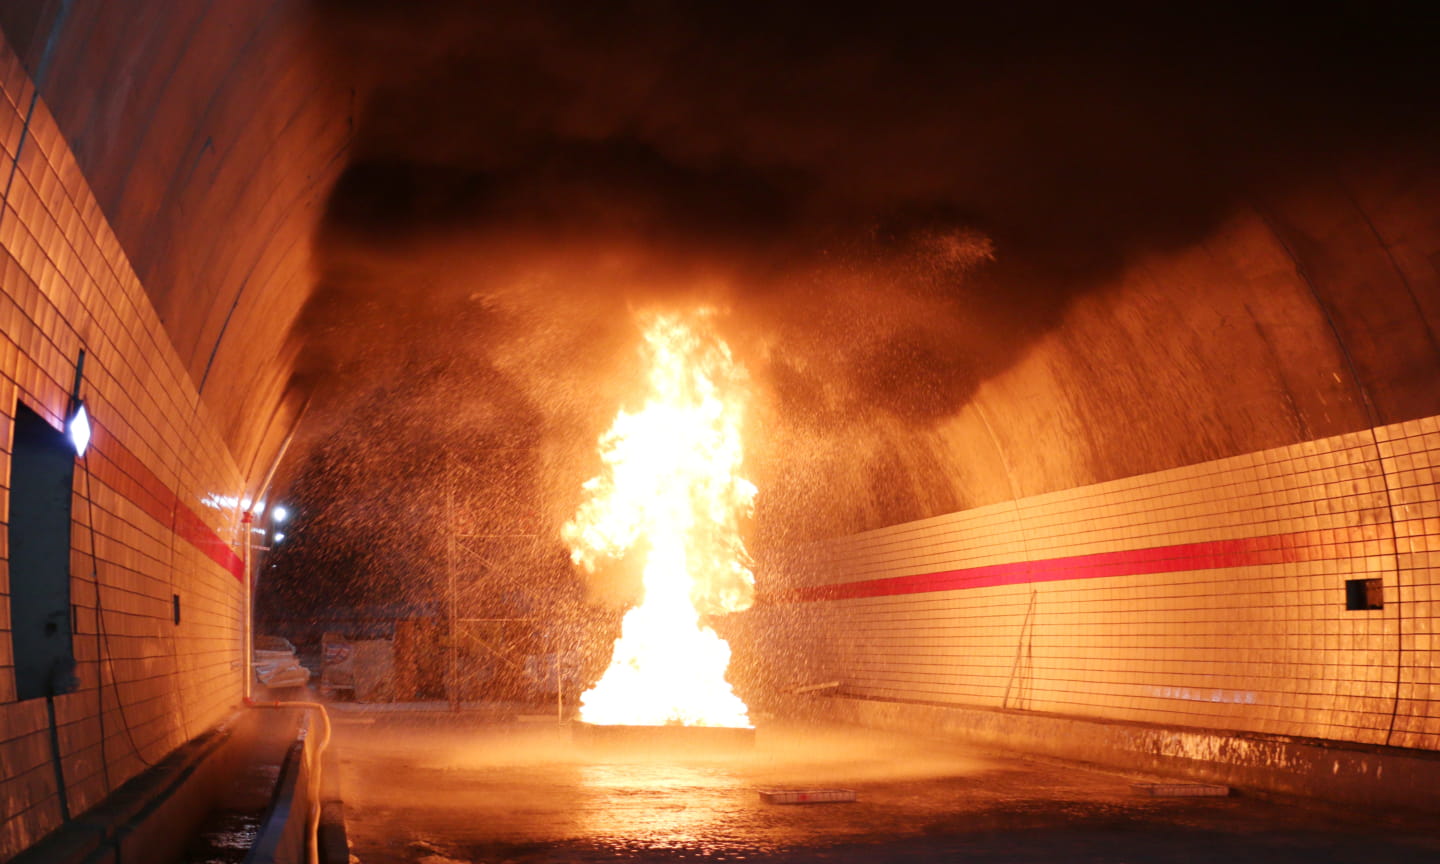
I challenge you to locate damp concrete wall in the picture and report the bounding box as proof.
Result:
[0,33,254,861]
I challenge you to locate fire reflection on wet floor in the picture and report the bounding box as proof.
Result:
[336,715,1438,864]
[573,762,754,852]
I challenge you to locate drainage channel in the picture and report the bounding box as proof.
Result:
[179,757,280,864]
[182,809,265,864]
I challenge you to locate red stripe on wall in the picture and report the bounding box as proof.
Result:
[83,425,245,581]
[769,525,1391,603]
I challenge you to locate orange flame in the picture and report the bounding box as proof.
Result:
[564,311,755,727]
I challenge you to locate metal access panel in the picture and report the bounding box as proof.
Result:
[8,403,77,701]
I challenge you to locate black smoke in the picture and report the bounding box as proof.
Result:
[276,0,1440,592]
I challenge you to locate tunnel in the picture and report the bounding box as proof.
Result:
[0,2,1438,862]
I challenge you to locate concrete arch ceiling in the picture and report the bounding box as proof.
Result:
[6,1,1438,540]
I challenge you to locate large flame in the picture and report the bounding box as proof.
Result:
[564,311,755,727]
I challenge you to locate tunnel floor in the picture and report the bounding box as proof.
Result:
[333,709,1439,863]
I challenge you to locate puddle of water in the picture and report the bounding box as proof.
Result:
[180,809,262,864]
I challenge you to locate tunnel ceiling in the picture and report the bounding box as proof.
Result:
[4,2,1439,556]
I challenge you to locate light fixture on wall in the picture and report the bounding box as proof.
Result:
[68,348,91,457]
[67,402,92,457]
[272,504,290,523]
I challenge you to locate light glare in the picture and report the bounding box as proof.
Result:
[68,404,92,457]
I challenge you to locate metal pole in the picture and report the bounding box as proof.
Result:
[447,453,458,711]
[243,393,307,707]
[242,512,253,703]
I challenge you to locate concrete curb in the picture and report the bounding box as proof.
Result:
[246,738,309,864]
[10,716,240,864]
[6,707,346,864]
[821,696,1440,815]
[318,720,348,864]
[244,710,349,864]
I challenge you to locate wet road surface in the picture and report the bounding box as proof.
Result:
[333,710,1439,863]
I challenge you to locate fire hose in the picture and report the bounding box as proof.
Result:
[244,698,332,864]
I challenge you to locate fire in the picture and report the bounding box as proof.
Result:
[564,311,755,727]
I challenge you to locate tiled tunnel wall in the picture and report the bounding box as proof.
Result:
[0,0,344,470]
[0,2,1435,860]
[0,40,250,859]
[762,416,1440,751]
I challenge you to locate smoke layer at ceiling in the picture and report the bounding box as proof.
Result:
[285,1,1440,559]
